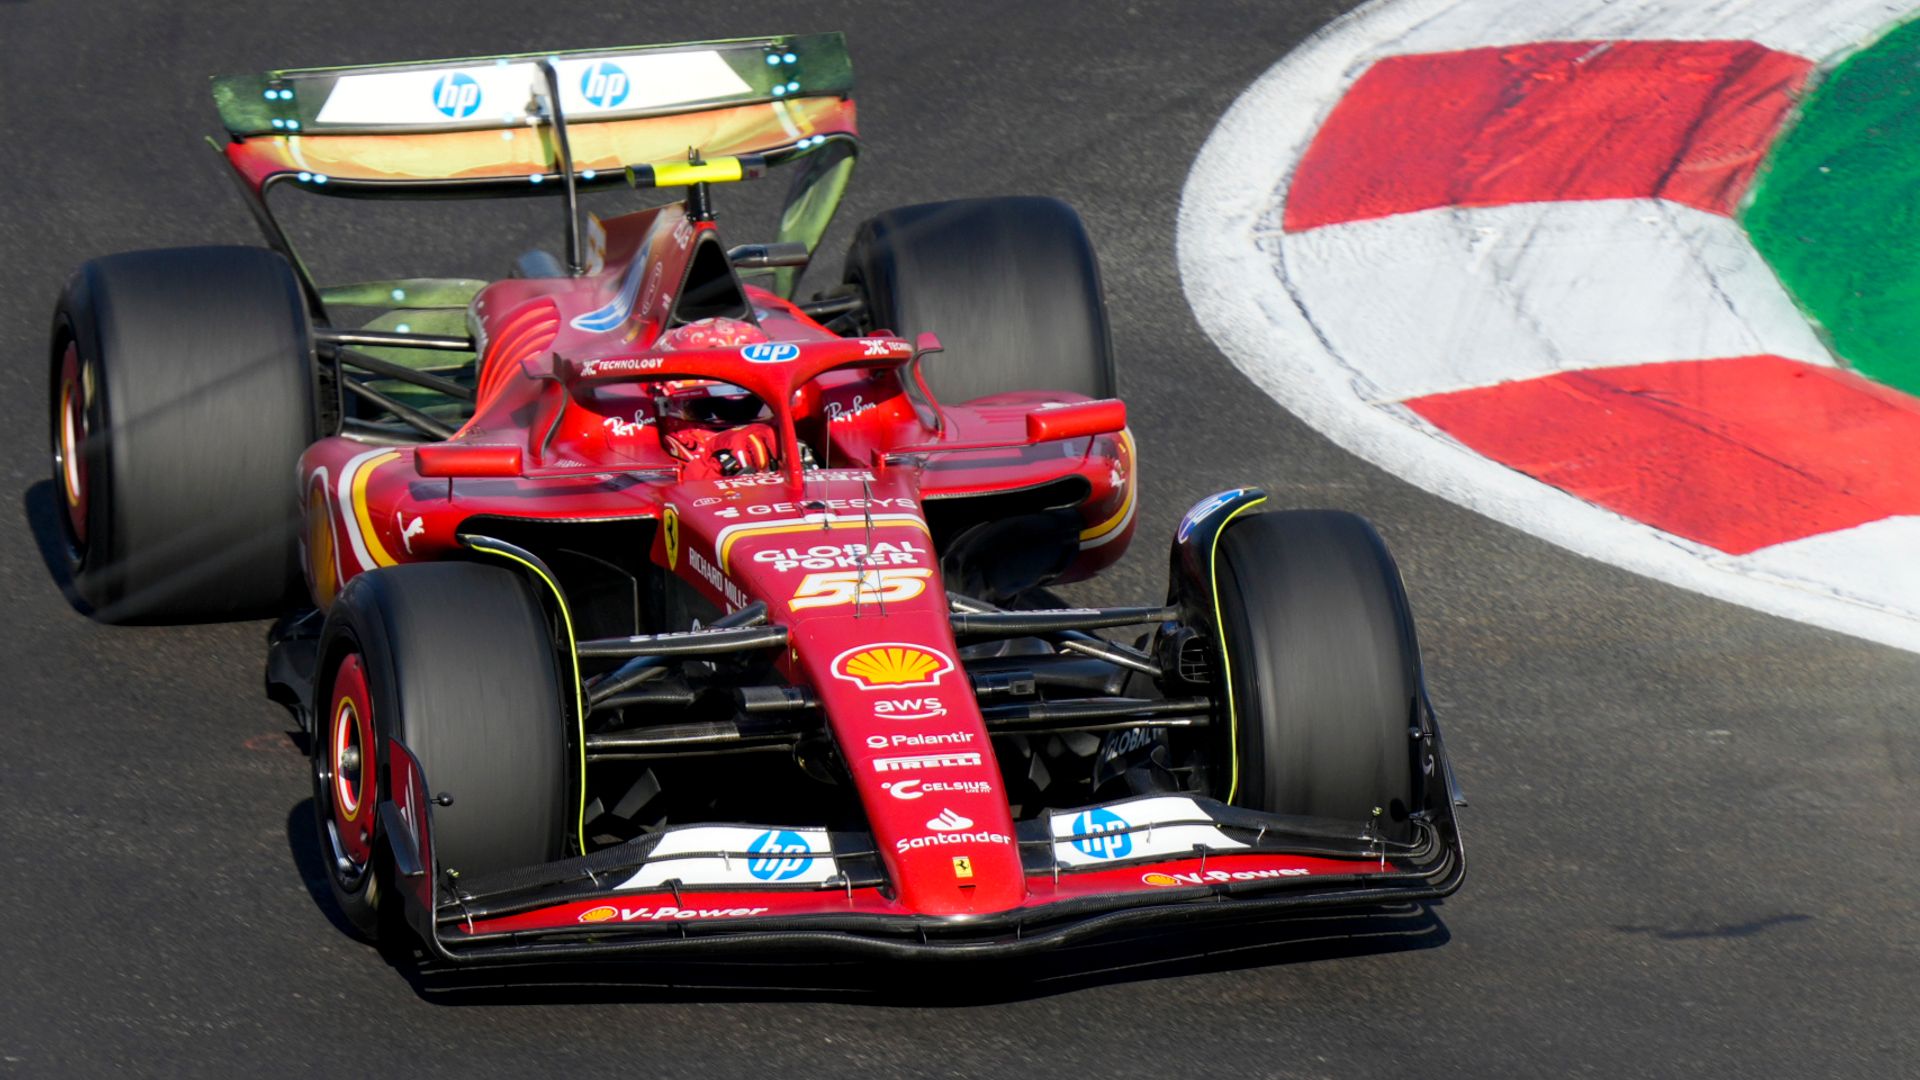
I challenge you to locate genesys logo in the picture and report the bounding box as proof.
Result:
[741,342,800,364]
[1069,807,1133,860]
[577,903,770,924]
[875,696,947,720]
[927,808,974,831]
[882,778,992,801]
[746,828,817,882]
[832,644,954,690]
[864,730,974,750]
[719,496,916,521]
[871,752,981,773]
[896,829,1009,854]
[1141,867,1311,887]
[751,538,924,571]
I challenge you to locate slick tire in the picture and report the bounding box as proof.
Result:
[49,246,317,622]
[845,197,1116,404]
[1213,510,1424,842]
[314,562,570,940]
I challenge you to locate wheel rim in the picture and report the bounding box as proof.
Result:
[52,341,88,551]
[320,652,378,880]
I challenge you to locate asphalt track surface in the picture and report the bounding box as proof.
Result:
[0,2,1913,1076]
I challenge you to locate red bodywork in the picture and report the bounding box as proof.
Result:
[301,202,1140,921]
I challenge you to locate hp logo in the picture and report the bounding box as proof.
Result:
[1070,808,1133,859]
[747,829,813,881]
[431,72,482,119]
[581,61,630,108]
[741,343,800,364]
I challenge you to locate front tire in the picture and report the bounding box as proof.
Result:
[49,246,317,622]
[313,562,571,939]
[1212,510,1424,842]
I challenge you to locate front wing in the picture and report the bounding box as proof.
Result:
[382,749,1464,963]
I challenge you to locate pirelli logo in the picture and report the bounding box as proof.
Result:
[871,752,982,773]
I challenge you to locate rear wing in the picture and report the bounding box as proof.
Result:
[209,34,860,307]
[211,33,854,193]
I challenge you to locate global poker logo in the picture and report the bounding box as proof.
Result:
[430,72,482,119]
[580,61,630,108]
[1070,807,1133,859]
[746,829,813,881]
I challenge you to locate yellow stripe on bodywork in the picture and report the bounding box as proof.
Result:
[350,451,402,567]
[1079,429,1138,544]
[1209,495,1268,805]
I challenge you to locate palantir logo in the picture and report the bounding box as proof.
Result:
[431,72,482,119]
[581,61,630,108]
[746,828,813,881]
[1070,807,1133,859]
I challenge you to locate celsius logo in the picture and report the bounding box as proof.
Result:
[430,72,482,119]
[927,808,973,832]
[580,61,629,108]
[746,829,813,881]
[1070,807,1133,860]
[741,342,800,364]
[883,778,993,801]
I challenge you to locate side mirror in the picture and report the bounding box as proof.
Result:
[914,331,944,359]
[414,444,523,478]
[1026,398,1127,443]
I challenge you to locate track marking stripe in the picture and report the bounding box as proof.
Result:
[1283,41,1810,231]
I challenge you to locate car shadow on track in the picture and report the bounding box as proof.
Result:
[286,800,1452,1005]
[401,904,1452,1007]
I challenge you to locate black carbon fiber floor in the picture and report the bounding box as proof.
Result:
[1,1,1914,1076]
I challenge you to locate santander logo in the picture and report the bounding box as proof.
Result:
[927,808,974,832]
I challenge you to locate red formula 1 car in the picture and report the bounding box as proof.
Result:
[47,34,1462,961]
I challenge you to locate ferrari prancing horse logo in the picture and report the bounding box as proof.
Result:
[662,505,680,570]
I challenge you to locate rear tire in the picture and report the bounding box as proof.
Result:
[49,246,316,622]
[1212,511,1423,842]
[313,562,570,939]
[844,196,1115,404]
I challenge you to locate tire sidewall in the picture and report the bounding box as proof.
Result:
[1211,511,1423,840]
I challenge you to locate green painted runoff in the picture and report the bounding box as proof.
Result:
[1745,18,1920,397]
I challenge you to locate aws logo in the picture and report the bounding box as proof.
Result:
[830,644,954,690]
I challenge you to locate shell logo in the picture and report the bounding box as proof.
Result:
[577,905,619,924]
[831,643,955,690]
[1141,873,1181,888]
